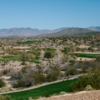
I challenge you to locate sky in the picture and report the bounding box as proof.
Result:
[0,0,100,29]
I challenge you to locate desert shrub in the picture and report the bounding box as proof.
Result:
[42,94,51,97]
[96,56,100,62]
[85,85,93,91]
[0,95,11,100]
[70,68,100,92]
[21,61,27,65]
[11,72,22,80]
[66,67,78,76]
[44,52,52,59]
[46,66,60,82]
[12,77,33,88]
[0,79,5,88]
[2,69,9,75]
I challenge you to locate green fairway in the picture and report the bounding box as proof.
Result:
[29,60,42,64]
[75,53,100,58]
[18,40,41,44]
[1,56,21,61]
[1,56,41,64]
[5,79,77,100]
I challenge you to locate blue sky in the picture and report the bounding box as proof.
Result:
[0,0,100,29]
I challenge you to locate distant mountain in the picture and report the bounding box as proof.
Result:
[37,28,100,37]
[0,27,100,37]
[0,28,65,37]
[88,26,100,31]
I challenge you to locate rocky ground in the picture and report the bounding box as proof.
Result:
[38,90,100,100]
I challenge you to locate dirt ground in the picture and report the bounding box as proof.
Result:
[76,57,95,61]
[39,90,100,100]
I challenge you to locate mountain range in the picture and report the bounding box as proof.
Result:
[0,28,65,37]
[88,26,100,31]
[0,27,100,37]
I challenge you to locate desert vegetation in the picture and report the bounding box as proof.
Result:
[0,34,100,99]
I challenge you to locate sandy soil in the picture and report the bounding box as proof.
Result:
[78,45,90,49]
[76,57,95,61]
[13,46,31,49]
[1,76,11,80]
[0,76,12,92]
[0,61,23,71]
[78,45,98,51]
[39,90,100,100]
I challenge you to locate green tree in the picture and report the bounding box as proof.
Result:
[44,52,52,59]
